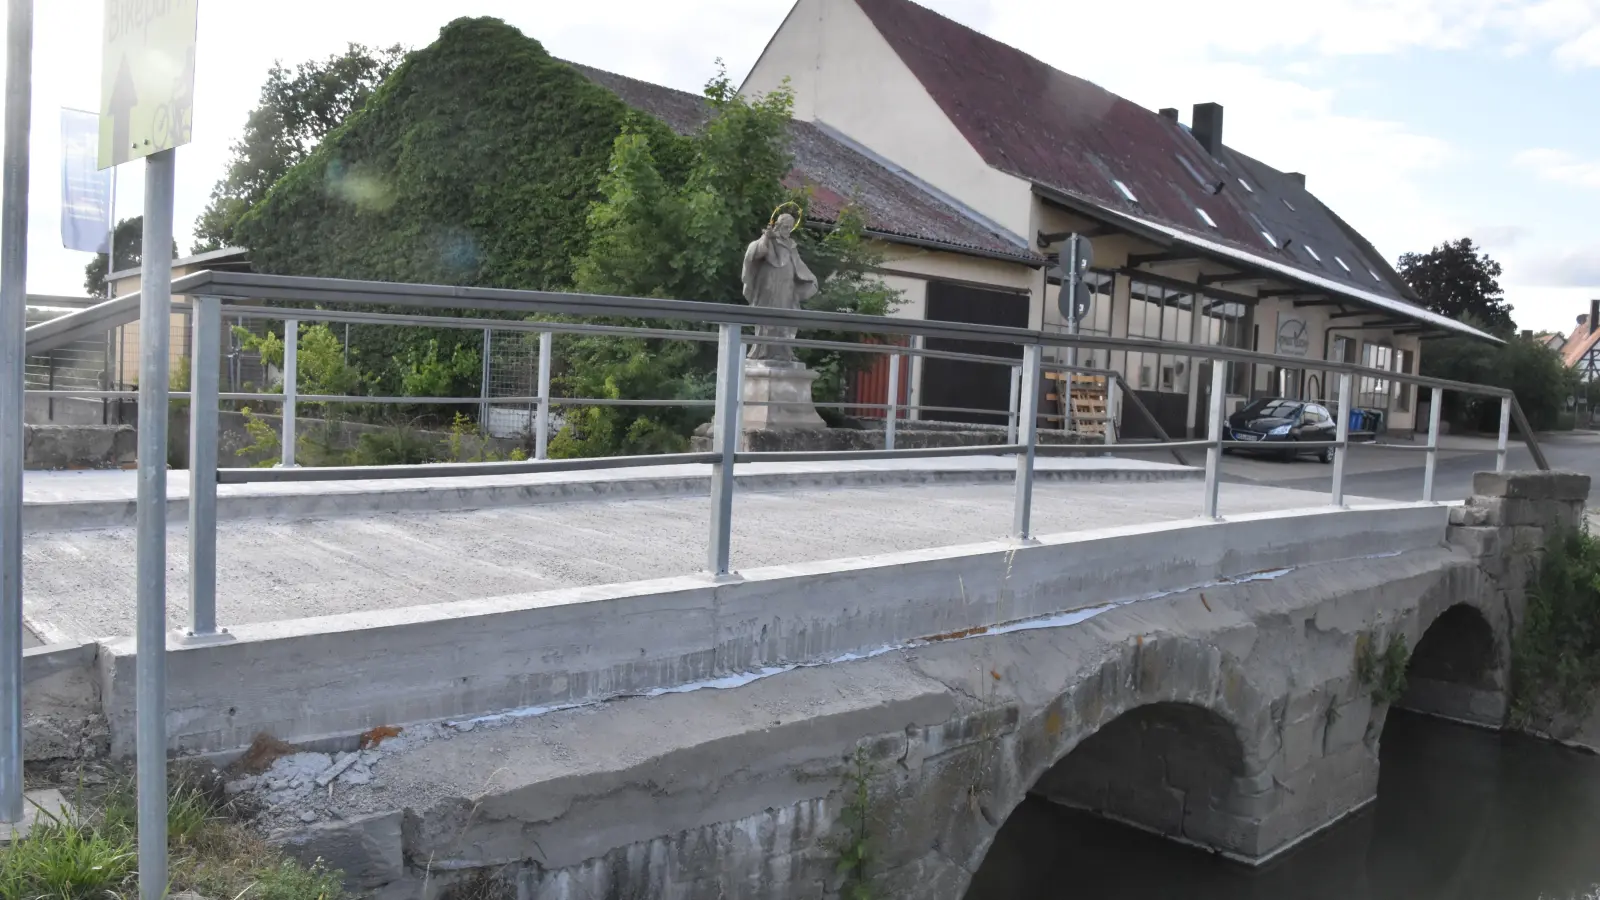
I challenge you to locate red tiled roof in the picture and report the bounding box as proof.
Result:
[571,63,1040,264]
[1562,323,1600,368]
[850,0,1414,303]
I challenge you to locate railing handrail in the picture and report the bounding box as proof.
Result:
[160,270,1514,400]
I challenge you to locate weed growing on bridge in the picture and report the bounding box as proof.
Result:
[1356,631,1410,705]
[1512,528,1600,728]
[834,748,876,900]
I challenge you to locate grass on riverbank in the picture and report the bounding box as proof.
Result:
[1,771,343,900]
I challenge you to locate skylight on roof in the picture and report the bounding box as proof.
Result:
[1176,155,1208,188]
[1237,177,1254,194]
[1282,198,1296,212]
[1195,206,1217,228]
[1368,267,1383,282]
[1112,179,1138,204]
[1303,244,1323,264]
[1247,212,1276,248]
[1335,256,1352,273]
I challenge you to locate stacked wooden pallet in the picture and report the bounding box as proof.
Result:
[1044,372,1108,435]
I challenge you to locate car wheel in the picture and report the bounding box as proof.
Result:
[1319,446,1333,464]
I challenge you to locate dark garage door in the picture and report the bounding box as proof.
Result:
[922,281,1030,425]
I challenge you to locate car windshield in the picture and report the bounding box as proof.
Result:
[1241,400,1304,420]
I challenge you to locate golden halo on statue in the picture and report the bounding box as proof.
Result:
[768,201,804,232]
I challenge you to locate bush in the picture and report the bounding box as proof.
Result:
[1511,528,1600,727]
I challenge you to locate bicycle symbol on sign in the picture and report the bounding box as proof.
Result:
[151,46,195,150]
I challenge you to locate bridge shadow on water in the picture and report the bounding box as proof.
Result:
[964,604,1600,900]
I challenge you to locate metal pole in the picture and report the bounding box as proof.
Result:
[1012,344,1042,540]
[708,324,741,576]
[1422,386,1443,502]
[1007,364,1021,444]
[535,331,552,460]
[884,352,901,451]
[187,297,221,637]
[0,0,31,826]
[1103,376,1118,446]
[279,319,297,467]
[1332,372,1351,507]
[1203,358,1225,519]
[1496,396,1511,473]
[136,147,176,900]
[479,328,492,427]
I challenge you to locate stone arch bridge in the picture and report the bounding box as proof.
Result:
[192,470,1585,900]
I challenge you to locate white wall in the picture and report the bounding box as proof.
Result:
[742,0,1036,238]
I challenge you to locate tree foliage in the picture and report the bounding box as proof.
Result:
[83,216,178,298]
[552,72,898,457]
[1398,238,1515,334]
[193,43,405,252]
[235,17,677,400]
[1421,315,1577,431]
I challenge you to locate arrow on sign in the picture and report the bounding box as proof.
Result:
[108,56,137,166]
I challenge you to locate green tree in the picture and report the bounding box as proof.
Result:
[1398,238,1515,334]
[1421,315,1577,431]
[554,71,898,457]
[193,43,406,252]
[83,216,178,298]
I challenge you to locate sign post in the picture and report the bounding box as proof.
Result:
[98,3,198,897]
[0,0,33,827]
[1055,234,1093,431]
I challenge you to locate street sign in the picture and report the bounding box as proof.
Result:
[1054,233,1095,324]
[98,0,199,169]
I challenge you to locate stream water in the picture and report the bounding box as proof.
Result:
[966,710,1600,899]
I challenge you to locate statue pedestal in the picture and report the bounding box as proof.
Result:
[741,360,826,431]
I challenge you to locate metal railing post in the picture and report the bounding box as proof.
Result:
[1012,344,1041,541]
[479,327,492,428]
[884,351,901,451]
[1203,358,1226,519]
[0,0,31,826]
[1103,376,1118,446]
[1423,386,1443,502]
[535,331,552,460]
[1332,372,1351,507]
[708,324,741,577]
[279,318,298,467]
[1496,396,1511,473]
[186,296,224,639]
[1007,364,1021,444]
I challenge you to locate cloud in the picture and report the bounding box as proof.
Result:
[1518,246,1600,286]
[1513,148,1600,188]
[1473,225,1531,249]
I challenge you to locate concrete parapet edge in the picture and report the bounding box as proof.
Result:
[98,501,1446,758]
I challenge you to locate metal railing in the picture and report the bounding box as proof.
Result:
[23,269,1548,644]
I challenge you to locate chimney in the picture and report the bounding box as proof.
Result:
[1192,102,1223,156]
[1286,172,1306,188]
[1158,107,1179,122]
[1592,299,1599,332]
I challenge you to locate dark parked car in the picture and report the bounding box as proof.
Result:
[1225,398,1337,462]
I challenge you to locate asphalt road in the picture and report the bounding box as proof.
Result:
[1220,431,1600,501]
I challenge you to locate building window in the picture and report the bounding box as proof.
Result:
[1126,281,1192,394]
[1359,342,1394,410]
[1202,298,1253,396]
[1394,349,1415,412]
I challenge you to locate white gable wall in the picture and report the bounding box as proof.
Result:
[742,0,1035,240]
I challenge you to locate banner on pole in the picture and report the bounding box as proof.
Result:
[60,108,111,253]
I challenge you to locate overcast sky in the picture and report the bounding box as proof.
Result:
[5,0,1598,334]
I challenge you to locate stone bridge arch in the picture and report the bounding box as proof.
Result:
[878,632,1289,899]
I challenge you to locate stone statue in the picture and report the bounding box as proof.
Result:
[741,212,818,362]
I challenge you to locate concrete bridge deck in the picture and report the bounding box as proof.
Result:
[20,455,1368,642]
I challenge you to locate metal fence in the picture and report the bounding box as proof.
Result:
[23,269,1548,643]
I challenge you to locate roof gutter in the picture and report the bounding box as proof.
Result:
[799,217,1044,267]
